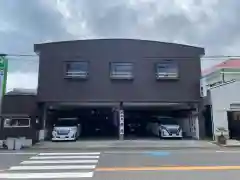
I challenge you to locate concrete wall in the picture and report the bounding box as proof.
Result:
[210,81,240,139]
[178,114,200,139]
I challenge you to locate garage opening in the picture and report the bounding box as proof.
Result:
[124,109,181,139]
[227,111,240,140]
[44,103,200,141]
[123,103,199,140]
[46,106,119,141]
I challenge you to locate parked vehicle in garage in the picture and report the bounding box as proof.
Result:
[147,116,183,139]
[52,118,81,141]
[126,122,141,134]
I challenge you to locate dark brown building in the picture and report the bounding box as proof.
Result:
[1,39,205,142]
[0,89,39,144]
[35,39,204,104]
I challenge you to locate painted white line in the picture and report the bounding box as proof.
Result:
[39,152,100,156]
[216,151,240,153]
[0,153,37,155]
[0,172,93,179]
[104,150,222,154]
[21,159,98,164]
[30,155,99,159]
[9,165,96,170]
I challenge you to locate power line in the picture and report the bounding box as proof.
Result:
[1,54,37,57]
[1,53,240,60]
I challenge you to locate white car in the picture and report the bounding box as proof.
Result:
[147,116,182,139]
[52,118,81,141]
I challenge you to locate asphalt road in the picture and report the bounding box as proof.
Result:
[1,149,240,179]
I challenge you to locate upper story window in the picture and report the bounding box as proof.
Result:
[110,62,134,79]
[65,61,89,78]
[155,60,179,79]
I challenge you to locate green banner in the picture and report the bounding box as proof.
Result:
[0,55,8,96]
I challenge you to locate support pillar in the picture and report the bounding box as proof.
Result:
[39,104,47,141]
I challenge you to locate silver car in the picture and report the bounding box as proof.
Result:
[147,116,183,139]
[52,118,81,141]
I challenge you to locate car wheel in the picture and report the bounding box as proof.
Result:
[159,131,162,139]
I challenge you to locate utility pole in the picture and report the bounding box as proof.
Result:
[222,68,225,82]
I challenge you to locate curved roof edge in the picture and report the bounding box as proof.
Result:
[34,38,204,54]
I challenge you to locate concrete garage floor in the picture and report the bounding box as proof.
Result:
[31,140,219,151]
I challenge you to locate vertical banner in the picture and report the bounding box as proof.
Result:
[0,55,8,114]
[119,110,124,139]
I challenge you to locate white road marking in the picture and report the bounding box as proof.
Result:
[0,152,37,155]
[9,165,96,170]
[5,151,100,178]
[30,155,99,159]
[216,151,240,153]
[21,159,98,164]
[104,150,223,154]
[0,172,94,179]
[39,152,100,156]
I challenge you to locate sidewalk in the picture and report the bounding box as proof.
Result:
[30,140,221,151]
[217,139,240,148]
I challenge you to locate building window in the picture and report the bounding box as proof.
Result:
[4,117,31,128]
[155,60,179,79]
[110,62,133,79]
[65,61,89,78]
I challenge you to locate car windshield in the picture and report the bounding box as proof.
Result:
[55,119,78,127]
[157,117,178,125]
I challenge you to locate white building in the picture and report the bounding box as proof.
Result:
[208,80,240,140]
[201,59,240,97]
[201,59,240,140]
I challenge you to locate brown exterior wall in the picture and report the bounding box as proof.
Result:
[0,95,38,141]
[35,39,205,104]
[1,95,37,115]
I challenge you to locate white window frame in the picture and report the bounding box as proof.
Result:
[65,61,89,78]
[110,62,134,79]
[156,60,179,79]
[3,117,31,128]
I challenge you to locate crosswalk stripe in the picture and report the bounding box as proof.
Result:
[0,172,94,179]
[30,155,99,160]
[38,152,100,156]
[21,159,98,164]
[3,152,101,178]
[9,165,96,170]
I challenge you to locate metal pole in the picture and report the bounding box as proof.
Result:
[222,68,225,82]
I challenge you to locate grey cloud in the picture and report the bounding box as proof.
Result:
[0,0,71,41]
[0,0,74,73]
[68,0,240,56]
[1,0,240,74]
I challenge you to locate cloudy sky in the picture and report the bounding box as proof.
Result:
[0,0,240,91]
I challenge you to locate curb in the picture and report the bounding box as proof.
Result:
[209,142,240,148]
[219,145,240,148]
[27,146,222,151]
